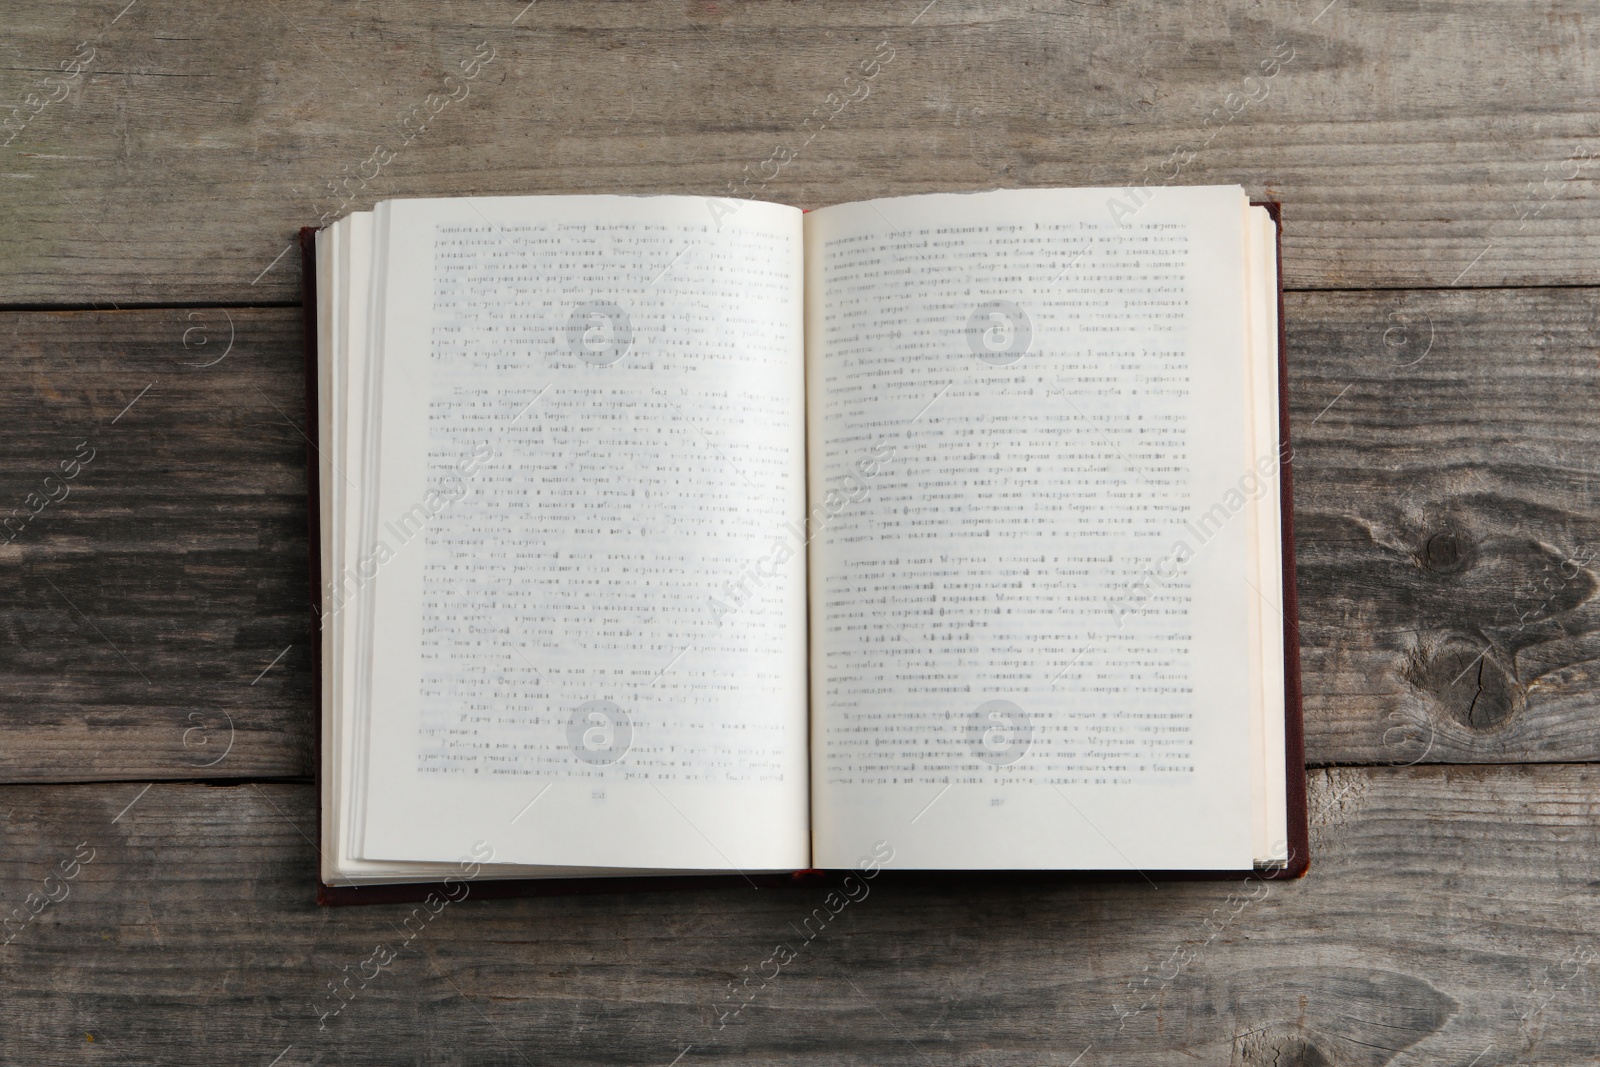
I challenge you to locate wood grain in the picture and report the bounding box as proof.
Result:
[1,767,1596,1065]
[4,288,1599,781]
[3,0,1600,304]
[0,308,312,782]
[1286,287,1600,765]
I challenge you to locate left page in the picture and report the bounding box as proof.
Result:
[353,195,810,872]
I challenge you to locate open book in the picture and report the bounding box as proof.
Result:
[305,185,1306,902]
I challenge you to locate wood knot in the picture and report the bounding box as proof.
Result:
[1238,1030,1332,1067]
[1407,633,1522,732]
[1422,529,1470,574]
[1224,966,1456,1064]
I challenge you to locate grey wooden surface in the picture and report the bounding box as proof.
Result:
[6,769,1600,1066]
[3,1,1599,1064]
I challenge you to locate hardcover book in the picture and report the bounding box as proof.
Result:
[302,185,1307,904]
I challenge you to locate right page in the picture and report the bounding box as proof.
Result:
[805,186,1282,871]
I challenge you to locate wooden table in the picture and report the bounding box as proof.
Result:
[3,2,1598,1063]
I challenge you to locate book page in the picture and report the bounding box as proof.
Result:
[804,186,1262,870]
[355,195,810,872]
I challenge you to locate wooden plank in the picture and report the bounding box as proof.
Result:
[3,287,1599,780]
[0,766,1596,1064]
[2,0,1599,304]
[0,308,312,782]
[1287,287,1600,765]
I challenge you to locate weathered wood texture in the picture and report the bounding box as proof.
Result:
[0,307,312,782]
[4,0,1600,304]
[1,767,1596,1065]
[1291,287,1600,765]
[6,289,1599,781]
